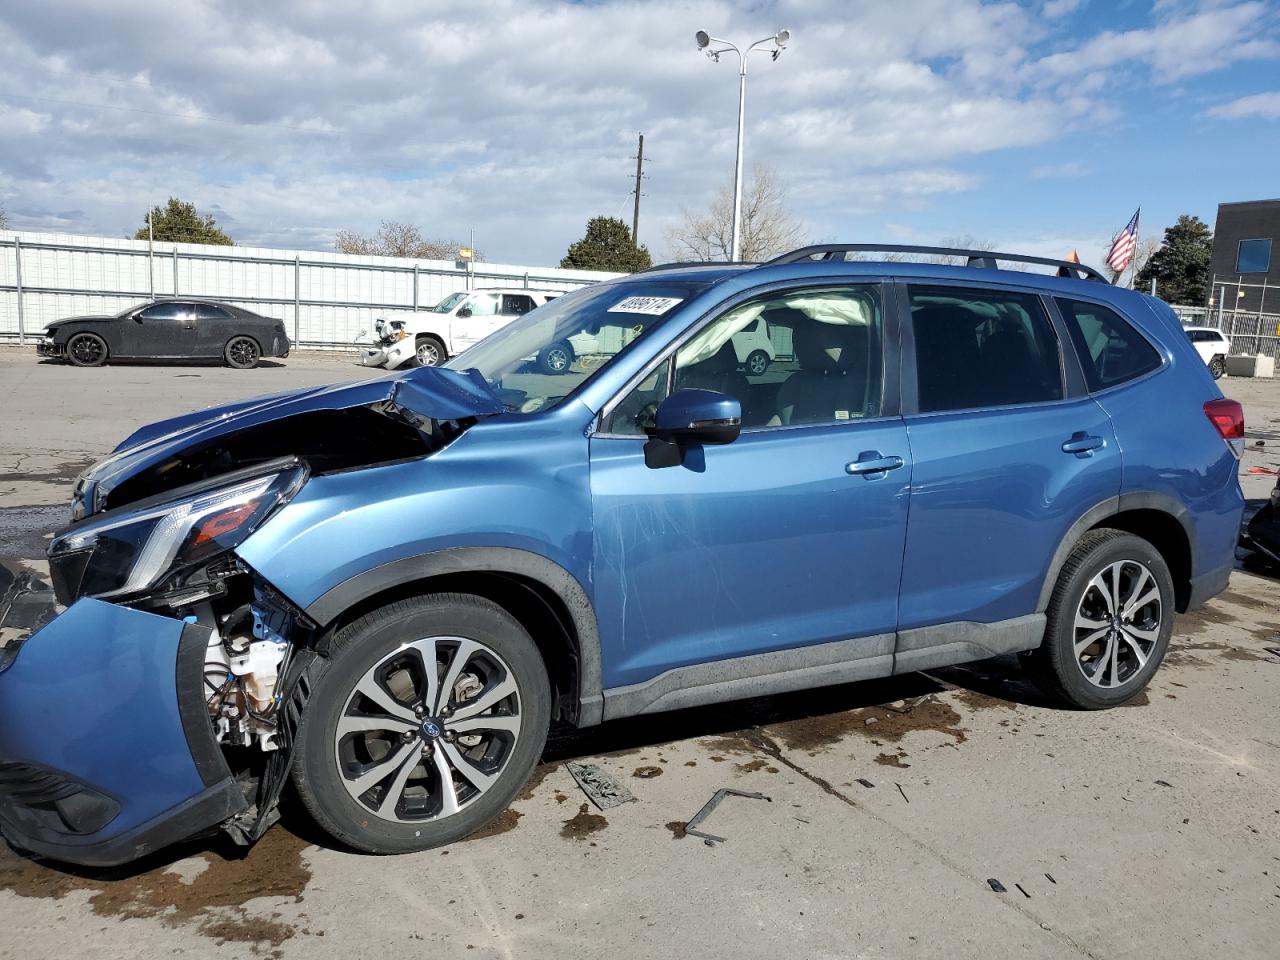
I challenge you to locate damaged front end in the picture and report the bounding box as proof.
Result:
[0,366,504,866]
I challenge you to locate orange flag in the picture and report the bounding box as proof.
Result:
[1057,249,1081,277]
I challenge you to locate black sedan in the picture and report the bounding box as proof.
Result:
[36,299,291,369]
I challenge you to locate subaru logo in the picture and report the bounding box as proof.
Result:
[421,719,442,739]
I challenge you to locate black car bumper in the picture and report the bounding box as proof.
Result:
[272,334,291,359]
[1246,485,1280,563]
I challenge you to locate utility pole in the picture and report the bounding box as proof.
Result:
[631,133,645,247]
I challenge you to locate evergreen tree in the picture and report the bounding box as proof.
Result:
[135,198,233,245]
[1134,214,1212,305]
[561,216,651,272]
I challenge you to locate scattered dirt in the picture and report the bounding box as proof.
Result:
[1165,638,1270,667]
[875,750,911,768]
[0,827,311,956]
[560,803,608,840]
[699,734,757,757]
[465,808,523,841]
[632,765,663,779]
[734,758,778,774]
[664,821,687,840]
[770,697,967,753]
[554,790,569,804]
[952,689,1018,712]
[684,761,697,767]
[516,762,556,801]
[1119,691,1150,708]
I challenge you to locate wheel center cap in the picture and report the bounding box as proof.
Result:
[420,718,444,739]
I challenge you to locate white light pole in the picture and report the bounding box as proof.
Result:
[695,27,790,262]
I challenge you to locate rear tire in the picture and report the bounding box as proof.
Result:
[292,594,551,854]
[1022,530,1173,709]
[745,349,770,376]
[536,341,573,375]
[66,332,108,367]
[1208,356,1226,380]
[224,336,261,369]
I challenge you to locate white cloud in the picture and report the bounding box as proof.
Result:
[1042,0,1083,19]
[1208,91,1280,118]
[0,0,1274,262]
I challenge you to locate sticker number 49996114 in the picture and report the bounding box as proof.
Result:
[606,296,684,316]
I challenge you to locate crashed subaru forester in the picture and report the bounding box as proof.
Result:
[0,246,1244,866]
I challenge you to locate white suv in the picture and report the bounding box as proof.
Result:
[360,288,562,369]
[1184,326,1230,380]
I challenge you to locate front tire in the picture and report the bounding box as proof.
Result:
[415,335,446,367]
[224,335,261,369]
[66,332,108,367]
[292,594,550,854]
[1022,530,1173,709]
[745,349,770,376]
[1208,356,1226,380]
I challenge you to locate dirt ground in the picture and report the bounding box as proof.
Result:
[0,347,1278,960]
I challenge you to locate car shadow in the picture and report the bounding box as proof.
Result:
[34,358,288,369]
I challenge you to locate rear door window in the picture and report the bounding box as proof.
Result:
[1056,298,1161,391]
[908,286,1064,412]
[196,304,232,320]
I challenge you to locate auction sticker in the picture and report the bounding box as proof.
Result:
[607,296,683,315]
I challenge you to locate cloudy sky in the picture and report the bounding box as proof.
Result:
[1,0,1277,267]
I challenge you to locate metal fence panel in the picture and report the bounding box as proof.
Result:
[0,230,620,348]
[1170,303,1280,359]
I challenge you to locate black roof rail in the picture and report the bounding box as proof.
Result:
[762,244,1110,284]
[638,260,758,273]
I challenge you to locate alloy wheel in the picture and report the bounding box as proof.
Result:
[1073,560,1162,688]
[227,337,259,368]
[546,347,569,372]
[747,350,768,375]
[416,341,442,366]
[69,334,105,366]
[334,636,522,823]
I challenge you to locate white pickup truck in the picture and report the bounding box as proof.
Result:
[1184,326,1230,380]
[360,288,563,369]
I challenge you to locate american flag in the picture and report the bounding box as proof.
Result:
[1106,208,1140,274]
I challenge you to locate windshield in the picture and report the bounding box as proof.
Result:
[430,292,469,313]
[444,279,711,413]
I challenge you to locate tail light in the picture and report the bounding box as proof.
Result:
[1204,398,1244,457]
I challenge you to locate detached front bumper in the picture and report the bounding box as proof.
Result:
[1246,487,1280,563]
[359,344,390,367]
[35,338,63,359]
[0,599,246,867]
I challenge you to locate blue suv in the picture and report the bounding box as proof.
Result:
[0,244,1245,866]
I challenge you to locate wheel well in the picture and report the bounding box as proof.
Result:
[1089,509,1193,611]
[226,333,261,350]
[324,571,581,723]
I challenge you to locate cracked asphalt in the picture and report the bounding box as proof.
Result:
[1,346,1278,960]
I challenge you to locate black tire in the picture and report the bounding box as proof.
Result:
[1208,356,1226,380]
[1022,529,1174,709]
[415,335,446,367]
[66,332,108,367]
[745,349,770,376]
[536,340,573,375]
[224,335,261,369]
[292,594,551,854]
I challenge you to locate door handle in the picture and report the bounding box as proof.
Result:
[846,452,904,475]
[1062,432,1105,457]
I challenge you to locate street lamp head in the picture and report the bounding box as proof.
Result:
[695,30,711,50]
[774,29,791,47]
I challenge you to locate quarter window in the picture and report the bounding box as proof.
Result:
[138,302,189,321]
[501,295,536,315]
[909,286,1063,412]
[605,285,883,434]
[197,304,232,320]
[1056,298,1161,391]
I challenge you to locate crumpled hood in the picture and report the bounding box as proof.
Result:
[74,365,504,517]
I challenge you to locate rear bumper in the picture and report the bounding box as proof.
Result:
[0,599,245,867]
[272,334,291,359]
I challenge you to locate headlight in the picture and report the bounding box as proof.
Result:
[48,464,306,603]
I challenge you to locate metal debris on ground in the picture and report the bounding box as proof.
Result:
[564,761,636,810]
[1015,883,1031,898]
[855,778,876,789]
[895,783,910,803]
[1154,779,1174,788]
[1045,873,1057,884]
[987,879,1007,893]
[1264,647,1280,659]
[684,788,772,846]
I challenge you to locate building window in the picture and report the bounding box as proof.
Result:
[1237,238,1272,274]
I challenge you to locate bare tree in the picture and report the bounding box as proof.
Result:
[336,220,477,260]
[665,165,807,262]
[0,204,8,230]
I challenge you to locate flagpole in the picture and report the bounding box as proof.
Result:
[1129,208,1140,290]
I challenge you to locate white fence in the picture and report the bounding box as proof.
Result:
[0,230,619,348]
[1169,303,1280,359]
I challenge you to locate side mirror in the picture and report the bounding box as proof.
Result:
[645,389,741,468]
[457,307,473,318]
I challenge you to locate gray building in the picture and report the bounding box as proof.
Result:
[1210,199,1278,315]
